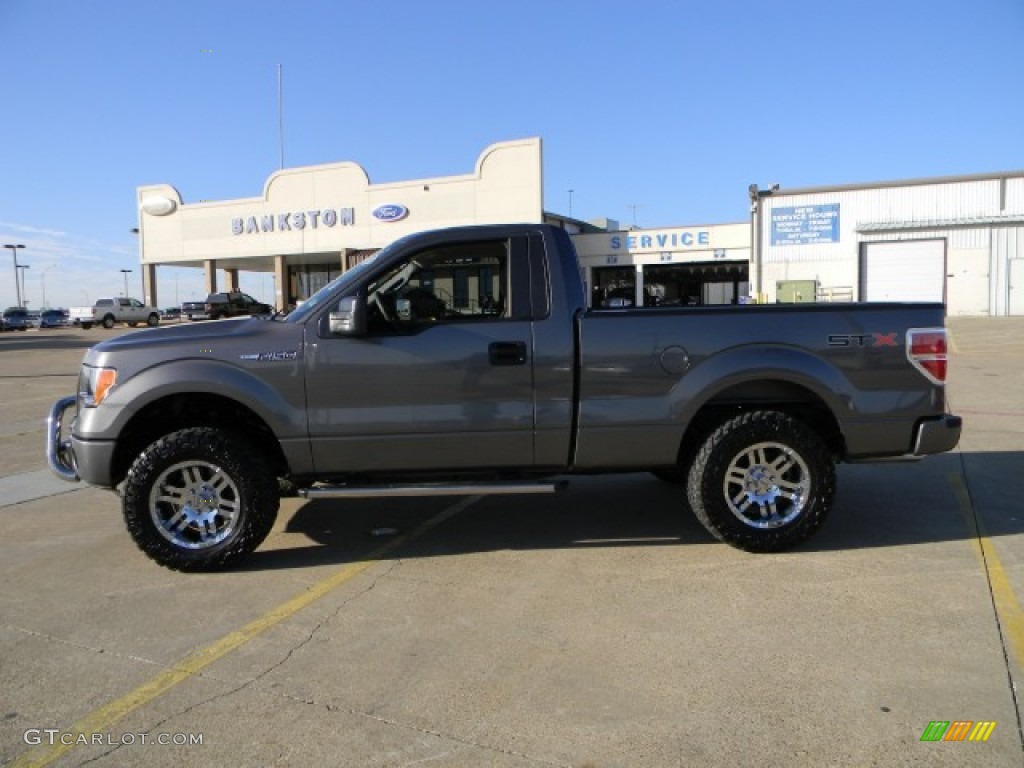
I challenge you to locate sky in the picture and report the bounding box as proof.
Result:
[1,0,1023,310]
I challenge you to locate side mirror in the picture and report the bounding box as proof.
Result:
[328,294,366,336]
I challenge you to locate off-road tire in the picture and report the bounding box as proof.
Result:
[687,410,835,552]
[122,427,279,571]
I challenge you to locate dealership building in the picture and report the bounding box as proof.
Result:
[135,137,1023,316]
[750,171,1024,315]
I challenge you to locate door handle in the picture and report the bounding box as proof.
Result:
[488,341,528,366]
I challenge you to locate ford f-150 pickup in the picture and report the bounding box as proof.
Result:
[70,298,160,330]
[47,224,961,571]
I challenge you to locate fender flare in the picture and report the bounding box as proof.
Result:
[668,344,855,433]
[75,358,307,442]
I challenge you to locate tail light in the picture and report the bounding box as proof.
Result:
[907,327,948,384]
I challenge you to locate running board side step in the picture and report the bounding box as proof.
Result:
[299,480,567,500]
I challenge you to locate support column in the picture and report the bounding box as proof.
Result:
[204,260,218,296]
[142,264,159,309]
[274,255,288,311]
[225,268,240,292]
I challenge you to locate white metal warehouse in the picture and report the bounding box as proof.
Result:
[749,170,1024,316]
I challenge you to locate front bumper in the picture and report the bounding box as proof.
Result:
[912,414,962,456]
[47,396,80,482]
[47,396,119,486]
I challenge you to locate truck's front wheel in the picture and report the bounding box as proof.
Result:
[687,411,835,552]
[102,315,115,329]
[122,427,279,571]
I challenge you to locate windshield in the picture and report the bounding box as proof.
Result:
[285,231,434,323]
[285,256,380,323]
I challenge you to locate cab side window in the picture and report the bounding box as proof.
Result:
[365,239,510,333]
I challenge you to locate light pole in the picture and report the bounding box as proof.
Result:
[4,243,25,307]
[16,264,30,307]
[120,269,133,298]
[41,264,54,309]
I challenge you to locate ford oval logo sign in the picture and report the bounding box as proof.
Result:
[372,204,409,222]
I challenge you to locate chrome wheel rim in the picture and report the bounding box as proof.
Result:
[723,442,810,529]
[149,461,241,549]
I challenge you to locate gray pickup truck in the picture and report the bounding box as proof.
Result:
[47,224,960,571]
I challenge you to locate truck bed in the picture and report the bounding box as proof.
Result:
[575,302,949,466]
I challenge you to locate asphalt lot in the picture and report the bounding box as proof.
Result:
[1,318,1023,767]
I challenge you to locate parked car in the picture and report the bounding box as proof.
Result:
[182,291,273,321]
[69,298,160,330]
[161,307,182,321]
[39,309,69,328]
[2,307,31,331]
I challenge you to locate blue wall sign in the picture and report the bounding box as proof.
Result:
[771,204,840,246]
[372,204,409,222]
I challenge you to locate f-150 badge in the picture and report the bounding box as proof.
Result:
[240,351,299,361]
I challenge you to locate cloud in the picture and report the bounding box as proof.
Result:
[0,221,149,308]
[1,221,276,311]
[0,221,68,238]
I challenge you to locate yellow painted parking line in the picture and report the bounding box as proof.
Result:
[12,496,479,768]
[948,472,1024,668]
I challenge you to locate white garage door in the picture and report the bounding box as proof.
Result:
[863,240,946,302]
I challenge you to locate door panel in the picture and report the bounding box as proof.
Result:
[306,321,535,473]
[305,234,536,475]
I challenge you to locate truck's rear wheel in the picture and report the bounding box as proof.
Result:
[122,427,279,571]
[687,410,835,552]
[147,313,159,327]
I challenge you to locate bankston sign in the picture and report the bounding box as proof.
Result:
[231,207,356,235]
[231,203,411,236]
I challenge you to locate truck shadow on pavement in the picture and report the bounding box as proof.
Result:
[239,450,1023,571]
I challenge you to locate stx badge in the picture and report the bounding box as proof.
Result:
[827,332,898,347]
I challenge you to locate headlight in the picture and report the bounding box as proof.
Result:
[79,366,118,407]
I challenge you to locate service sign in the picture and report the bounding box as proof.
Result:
[608,229,711,252]
[771,204,840,246]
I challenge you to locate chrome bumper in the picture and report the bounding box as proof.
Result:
[47,396,80,482]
